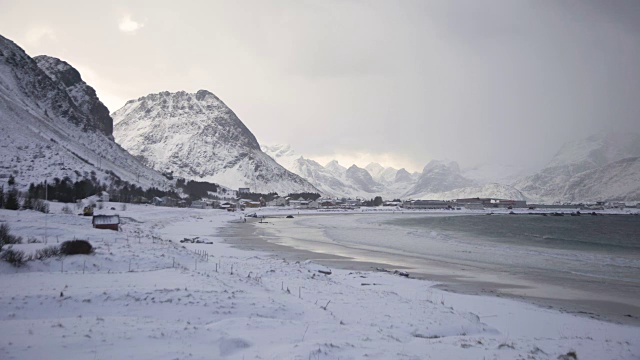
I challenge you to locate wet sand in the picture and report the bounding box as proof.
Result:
[221,215,640,326]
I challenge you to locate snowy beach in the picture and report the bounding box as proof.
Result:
[234,212,640,326]
[0,204,639,359]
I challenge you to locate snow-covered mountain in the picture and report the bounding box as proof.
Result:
[514,133,640,203]
[560,157,640,202]
[112,92,318,194]
[0,34,167,190]
[345,165,384,194]
[365,162,406,185]
[403,160,475,197]
[289,157,359,196]
[406,183,527,201]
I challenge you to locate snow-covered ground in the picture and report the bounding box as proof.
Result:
[0,204,638,359]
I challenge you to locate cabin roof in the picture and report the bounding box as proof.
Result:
[92,215,120,225]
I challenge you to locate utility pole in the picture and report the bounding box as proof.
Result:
[44,179,48,242]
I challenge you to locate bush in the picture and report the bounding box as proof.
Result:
[1,247,26,267]
[60,240,93,255]
[33,199,49,213]
[34,245,61,260]
[61,205,73,214]
[0,223,23,248]
[27,236,41,244]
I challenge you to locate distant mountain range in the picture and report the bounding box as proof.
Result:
[264,134,640,203]
[262,145,526,200]
[0,34,167,190]
[112,91,318,195]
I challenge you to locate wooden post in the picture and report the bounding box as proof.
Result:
[83,260,86,274]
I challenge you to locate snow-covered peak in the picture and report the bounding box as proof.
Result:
[365,162,385,177]
[113,91,318,194]
[325,160,347,177]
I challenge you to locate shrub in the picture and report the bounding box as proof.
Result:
[27,236,41,244]
[61,205,73,214]
[34,245,61,260]
[1,247,26,267]
[32,199,49,213]
[0,223,22,248]
[60,240,93,255]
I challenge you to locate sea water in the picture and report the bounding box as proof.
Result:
[264,213,640,311]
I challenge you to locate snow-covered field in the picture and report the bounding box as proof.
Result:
[0,204,638,359]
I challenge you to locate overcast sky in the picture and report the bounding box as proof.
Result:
[1,1,639,172]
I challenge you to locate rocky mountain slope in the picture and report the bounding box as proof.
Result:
[113,92,318,194]
[0,34,167,190]
[34,55,113,137]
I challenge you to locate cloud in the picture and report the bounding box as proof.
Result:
[118,15,144,33]
[24,27,56,46]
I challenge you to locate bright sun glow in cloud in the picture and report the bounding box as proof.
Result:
[118,15,144,33]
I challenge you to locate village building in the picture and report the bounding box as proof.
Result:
[455,198,527,209]
[383,201,403,207]
[320,199,336,208]
[92,215,120,231]
[404,200,450,209]
[267,197,287,207]
[218,201,235,211]
[190,200,208,209]
[238,188,250,194]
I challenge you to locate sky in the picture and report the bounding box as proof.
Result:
[1,1,639,173]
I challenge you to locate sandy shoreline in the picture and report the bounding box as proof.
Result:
[223,213,640,326]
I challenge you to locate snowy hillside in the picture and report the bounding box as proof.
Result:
[0,34,167,190]
[514,132,640,203]
[112,91,318,194]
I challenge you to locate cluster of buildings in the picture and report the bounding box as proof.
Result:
[403,198,527,210]
[148,187,639,211]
